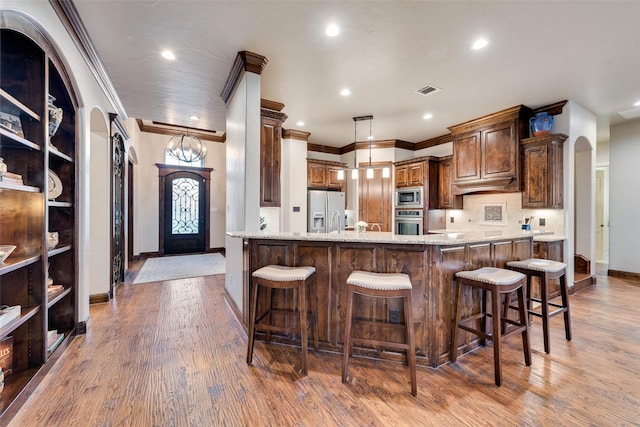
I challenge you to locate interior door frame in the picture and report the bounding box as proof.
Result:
[156,164,213,255]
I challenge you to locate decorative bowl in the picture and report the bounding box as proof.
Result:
[0,245,16,263]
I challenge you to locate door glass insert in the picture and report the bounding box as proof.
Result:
[172,177,200,234]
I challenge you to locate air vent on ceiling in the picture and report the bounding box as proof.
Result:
[416,84,442,96]
[618,107,640,120]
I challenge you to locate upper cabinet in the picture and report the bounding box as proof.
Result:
[260,102,287,207]
[307,159,347,191]
[448,105,530,194]
[521,133,567,209]
[395,161,424,188]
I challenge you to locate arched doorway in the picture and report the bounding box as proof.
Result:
[574,135,596,288]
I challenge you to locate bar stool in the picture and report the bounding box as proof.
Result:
[506,258,571,354]
[342,271,417,396]
[450,267,531,386]
[246,265,319,376]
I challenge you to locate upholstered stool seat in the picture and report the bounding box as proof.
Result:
[342,271,417,396]
[506,258,571,354]
[247,265,319,375]
[450,267,531,386]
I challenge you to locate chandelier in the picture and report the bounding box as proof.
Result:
[166,130,208,163]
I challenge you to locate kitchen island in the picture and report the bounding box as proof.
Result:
[227,229,537,367]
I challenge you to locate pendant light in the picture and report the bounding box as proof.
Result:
[166,128,208,163]
[351,116,359,180]
[366,117,374,179]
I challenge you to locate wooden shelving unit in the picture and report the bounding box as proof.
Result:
[0,18,78,421]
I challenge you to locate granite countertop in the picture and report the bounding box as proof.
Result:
[227,229,546,246]
[532,234,566,242]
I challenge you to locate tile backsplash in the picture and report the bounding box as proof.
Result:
[442,192,565,235]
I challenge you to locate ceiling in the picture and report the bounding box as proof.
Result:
[72,1,640,148]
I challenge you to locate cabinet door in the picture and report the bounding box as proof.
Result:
[407,163,424,186]
[260,117,281,207]
[307,162,327,188]
[438,157,453,208]
[481,121,517,180]
[453,132,481,182]
[358,164,392,231]
[327,167,344,190]
[522,142,549,208]
[395,165,408,188]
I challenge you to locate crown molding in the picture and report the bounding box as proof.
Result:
[415,133,453,150]
[221,51,268,104]
[283,129,311,141]
[49,0,128,121]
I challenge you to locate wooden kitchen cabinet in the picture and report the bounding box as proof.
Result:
[449,105,530,194]
[395,161,424,188]
[260,107,287,207]
[393,157,439,209]
[521,133,567,209]
[307,159,347,191]
[437,156,463,209]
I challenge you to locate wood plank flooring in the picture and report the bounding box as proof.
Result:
[8,263,640,426]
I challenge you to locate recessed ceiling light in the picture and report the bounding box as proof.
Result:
[472,38,488,50]
[296,121,305,127]
[423,113,433,120]
[161,50,176,60]
[634,100,640,107]
[367,135,374,140]
[189,115,200,121]
[340,88,351,96]
[326,23,340,37]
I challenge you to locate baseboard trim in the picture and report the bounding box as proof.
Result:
[608,269,640,281]
[89,293,110,304]
[76,320,88,335]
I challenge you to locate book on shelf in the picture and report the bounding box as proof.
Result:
[47,329,58,340]
[48,285,64,296]
[47,331,64,353]
[0,305,21,329]
[0,175,23,185]
[0,336,13,376]
[0,171,22,180]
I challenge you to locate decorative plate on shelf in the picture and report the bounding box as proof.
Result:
[47,169,63,200]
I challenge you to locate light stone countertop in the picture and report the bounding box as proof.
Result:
[227,229,549,246]
[532,234,566,242]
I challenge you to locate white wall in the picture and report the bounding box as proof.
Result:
[4,2,120,325]
[88,108,110,297]
[126,127,226,254]
[609,119,640,274]
[225,72,262,312]
[280,136,308,232]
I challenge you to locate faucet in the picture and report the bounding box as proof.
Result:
[330,210,343,233]
[371,223,382,232]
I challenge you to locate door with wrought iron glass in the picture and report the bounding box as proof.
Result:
[163,171,206,254]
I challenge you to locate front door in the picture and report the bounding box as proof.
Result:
[163,171,206,254]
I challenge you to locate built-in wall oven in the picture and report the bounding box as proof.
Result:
[395,210,423,235]
[395,187,423,208]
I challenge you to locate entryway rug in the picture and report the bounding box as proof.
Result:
[132,253,225,284]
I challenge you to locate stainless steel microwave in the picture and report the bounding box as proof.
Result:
[395,187,423,208]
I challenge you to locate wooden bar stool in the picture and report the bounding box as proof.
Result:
[450,267,531,386]
[246,265,319,376]
[506,258,571,354]
[342,271,417,396]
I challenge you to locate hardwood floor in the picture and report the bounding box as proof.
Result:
[8,264,640,426]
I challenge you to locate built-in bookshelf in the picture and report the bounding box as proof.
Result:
[0,13,77,421]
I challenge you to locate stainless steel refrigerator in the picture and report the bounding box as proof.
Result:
[308,190,345,233]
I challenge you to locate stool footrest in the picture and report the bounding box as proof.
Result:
[351,337,411,351]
